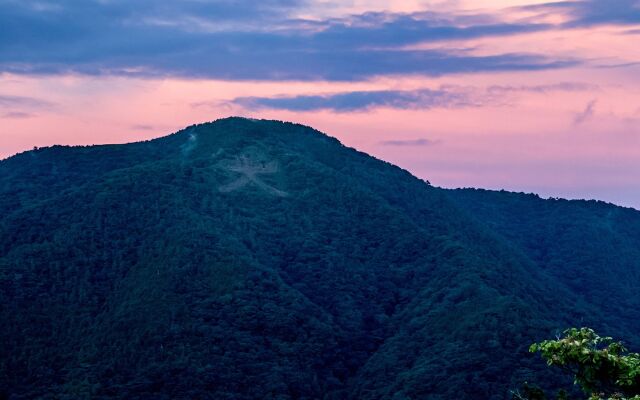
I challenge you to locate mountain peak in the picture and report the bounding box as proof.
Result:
[1,119,639,399]
[166,116,340,156]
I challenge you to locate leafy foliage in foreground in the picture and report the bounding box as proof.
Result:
[516,328,640,400]
[1,118,639,399]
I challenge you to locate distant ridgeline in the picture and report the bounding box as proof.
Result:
[1,117,639,399]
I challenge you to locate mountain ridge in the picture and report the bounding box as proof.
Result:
[4,117,635,211]
[1,117,639,399]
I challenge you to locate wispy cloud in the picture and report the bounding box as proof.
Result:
[230,82,596,112]
[573,99,597,125]
[0,95,53,109]
[191,101,224,109]
[379,138,440,146]
[594,61,640,69]
[232,88,483,112]
[2,111,34,119]
[486,82,598,94]
[0,94,54,119]
[0,1,577,81]
[520,0,640,28]
[131,124,156,131]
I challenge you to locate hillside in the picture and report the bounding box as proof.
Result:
[1,117,639,399]
[447,188,640,345]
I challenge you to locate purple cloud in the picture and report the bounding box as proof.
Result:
[231,83,595,112]
[0,1,576,80]
[573,99,597,125]
[2,112,34,119]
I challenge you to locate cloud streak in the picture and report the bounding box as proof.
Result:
[131,124,156,131]
[0,94,54,119]
[521,0,640,27]
[234,88,484,112]
[2,112,34,119]
[380,138,440,146]
[0,1,578,81]
[231,82,596,112]
[573,99,597,125]
[486,82,599,94]
[0,94,53,109]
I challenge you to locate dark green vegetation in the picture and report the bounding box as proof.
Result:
[519,328,640,400]
[1,117,639,399]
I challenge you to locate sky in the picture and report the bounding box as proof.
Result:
[1,0,639,209]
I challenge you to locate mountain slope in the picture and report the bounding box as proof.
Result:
[1,118,638,399]
[447,188,640,346]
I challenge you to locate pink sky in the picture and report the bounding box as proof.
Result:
[1,0,639,208]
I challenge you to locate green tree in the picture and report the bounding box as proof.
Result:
[519,328,640,400]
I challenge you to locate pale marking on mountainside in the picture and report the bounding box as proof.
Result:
[180,133,197,156]
[218,154,288,197]
[211,148,224,159]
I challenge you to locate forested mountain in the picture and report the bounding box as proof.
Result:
[1,117,639,399]
[448,188,640,343]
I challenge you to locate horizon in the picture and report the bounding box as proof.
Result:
[1,0,639,208]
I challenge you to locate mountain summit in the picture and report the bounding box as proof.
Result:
[2,117,639,399]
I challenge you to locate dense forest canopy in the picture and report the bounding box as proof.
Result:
[1,117,639,399]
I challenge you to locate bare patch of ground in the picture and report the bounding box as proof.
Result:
[218,153,287,197]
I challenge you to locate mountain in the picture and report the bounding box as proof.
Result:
[1,117,639,400]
